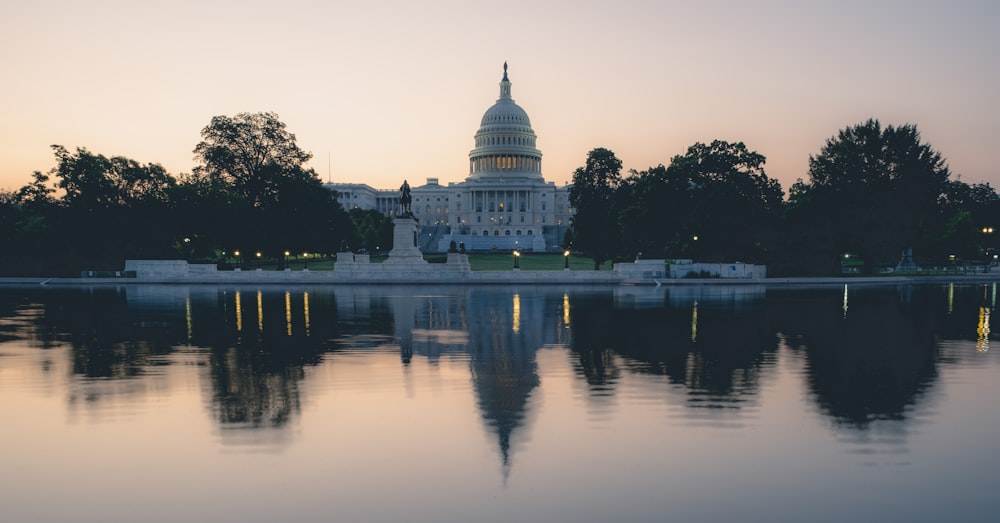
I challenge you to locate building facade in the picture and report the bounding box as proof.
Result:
[328,64,573,252]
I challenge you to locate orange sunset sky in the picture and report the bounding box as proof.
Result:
[1,0,997,194]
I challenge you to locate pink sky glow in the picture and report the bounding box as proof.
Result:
[2,1,997,194]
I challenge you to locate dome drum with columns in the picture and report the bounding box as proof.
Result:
[327,64,572,253]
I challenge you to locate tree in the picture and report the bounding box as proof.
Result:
[788,119,951,273]
[47,145,178,263]
[52,145,174,210]
[193,112,314,208]
[349,208,394,254]
[624,141,783,262]
[926,181,1000,262]
[192,112,355,259]
[569,148,624,269]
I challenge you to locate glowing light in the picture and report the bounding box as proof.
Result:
[257,290,263,333]
[285,291,293,336]
[842,284,849,319]
[563,293,570,327]
[977,306,991,353]
[303,291,311,336]
[235,291,243,332]
[185,296,193,342]
[512,293,521,333]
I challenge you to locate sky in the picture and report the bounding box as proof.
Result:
[2,0,997,195]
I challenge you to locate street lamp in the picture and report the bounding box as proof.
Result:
[513,250,520,269]
[283,250,290,270]
[302,252,309,269]
[564,250,570,270]
[983,227,995,271]
[256,251,262,269]
[234,250,241,270]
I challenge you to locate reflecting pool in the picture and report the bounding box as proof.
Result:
[1,283,998,522]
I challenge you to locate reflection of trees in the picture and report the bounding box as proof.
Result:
[10,283,987,449]
[36,287,177,379]
[772,287,940,427]
[570,289,777,409]
[193,288,336,429]
[208,348,304,427]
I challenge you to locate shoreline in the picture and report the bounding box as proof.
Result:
[4,272,1000,287]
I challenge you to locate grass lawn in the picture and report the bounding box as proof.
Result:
[463,252,612,271]
[222,252,613,271]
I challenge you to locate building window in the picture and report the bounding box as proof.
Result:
[505,230,511,236]
[494,230,500,236]
[516,230,522,235]
[527,230,533,235]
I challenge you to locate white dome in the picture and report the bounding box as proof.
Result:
[480,99,532,127]
[467,63,543,181]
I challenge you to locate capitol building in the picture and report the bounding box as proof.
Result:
[326,64,573,253]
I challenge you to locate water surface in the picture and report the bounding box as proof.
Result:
[1,283,998,522]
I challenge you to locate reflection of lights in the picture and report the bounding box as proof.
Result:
[563,293,570,328]
[285,291,293,336]
[691,300,699,342]
[186,296,193,342]
[235,291,243,332]
[948,283,955,315]
[842,284,849,319]
[303,291,311,336]
[977,307,991,353]
[257,290,264,333]
[512,293,521,333]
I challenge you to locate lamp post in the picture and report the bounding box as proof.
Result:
[983,227,994,272]
[283,250,290,271]
[564,250,570,270]
[234,250,241,270]
[513,250,520,270]
[302,252,309,270]
[256,251,262,269]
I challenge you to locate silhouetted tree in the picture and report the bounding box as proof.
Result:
[193,112,314,208]
[569,148,624,269]
[623,140,783,262]
[787,119,951,273]
[349,208,394,254]
[44,146,178,266]
[192,112,354,260]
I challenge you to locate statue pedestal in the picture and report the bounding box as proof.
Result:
[446,252,471,272]
[384,217,428,268]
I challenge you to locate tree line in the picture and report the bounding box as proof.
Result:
[2,114,995,277]
[568,119,1000,275]
[0,112,392,276]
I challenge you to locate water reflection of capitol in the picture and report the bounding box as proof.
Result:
[119,283,986,464]
[127,285,575,463]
